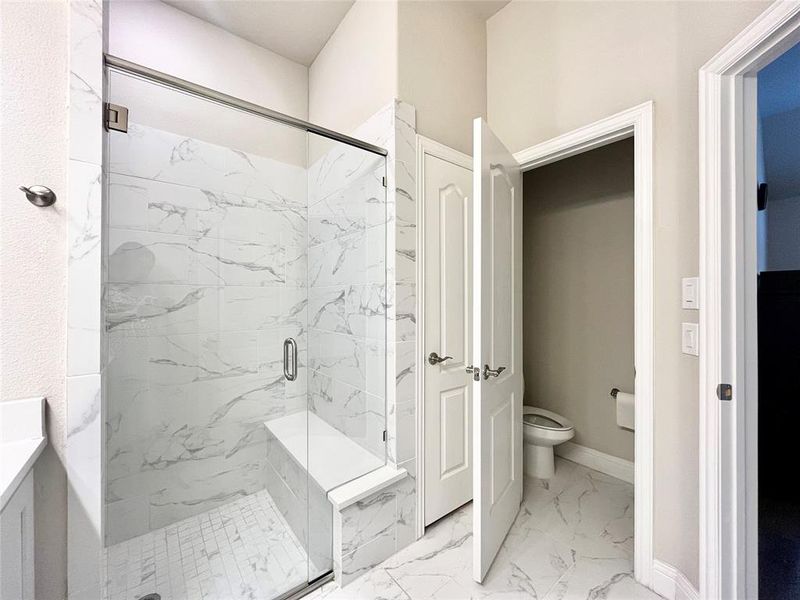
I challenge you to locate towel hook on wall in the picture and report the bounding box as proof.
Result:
[20,185,56,207]
[610,388,620,399]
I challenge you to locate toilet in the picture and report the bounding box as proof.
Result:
[522,406,575,479]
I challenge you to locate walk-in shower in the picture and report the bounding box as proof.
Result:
[102,59,388,600]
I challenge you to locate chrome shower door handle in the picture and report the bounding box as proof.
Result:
[283,337,298,381]
[483,364,506,379]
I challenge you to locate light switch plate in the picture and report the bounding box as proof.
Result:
[682,277,699,309]
[682,322,699,356]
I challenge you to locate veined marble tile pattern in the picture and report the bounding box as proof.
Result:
[67,1,105,597]
[310,459,664,600]
[102,488,308,600]
[307,155,387,460]
[105,121,311,545]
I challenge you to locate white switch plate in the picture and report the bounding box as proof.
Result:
[682,277,699,309]
[682,322,699,356]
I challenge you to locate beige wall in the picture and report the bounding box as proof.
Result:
[309,0,486,153]
[397,1,486,155]
[0,2,69,599]
[309,0,398,134]
[488,0,769,585]
[523,139,634,462]
[108,0,309,120]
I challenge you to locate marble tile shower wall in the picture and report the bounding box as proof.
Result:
[103,123,309,545]
[318,101,420,583]
[306,141,387,460]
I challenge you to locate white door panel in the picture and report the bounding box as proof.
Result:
[423,152,474,526]
[472,118,523,583]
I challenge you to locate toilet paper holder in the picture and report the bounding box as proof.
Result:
[610,388,620,399]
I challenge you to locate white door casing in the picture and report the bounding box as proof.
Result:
[699,4,800,598]
[472,118,524,583]
[421,149,474,526]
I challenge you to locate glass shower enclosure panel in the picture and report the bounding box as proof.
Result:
[102,67,386,600]
[304,133,388,581]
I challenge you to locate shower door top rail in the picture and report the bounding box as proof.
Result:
[104,54,389,157]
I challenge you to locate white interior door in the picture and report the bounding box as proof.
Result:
[423,151,473,526]
[472,118,523,583]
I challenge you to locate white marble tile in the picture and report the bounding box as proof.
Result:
[322,461,661,600]
[105,283,221,337]
[69,0,102,164]
[109,123,307,207]
[387,400,416,465]
[341,528,396,586]
[67,1,104,592]
[394,465,417,551]
[309,283,387,340]
[313,568,409,600]
[394,340,417,402]
[102,489,308,600]
[308,132,388,208]
[67,373,103,594]
[68,160,103,376]
[340,489,397,555]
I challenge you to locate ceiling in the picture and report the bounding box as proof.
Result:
[163,0,510,67]
[163,0,355,66]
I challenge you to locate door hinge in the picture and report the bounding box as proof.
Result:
[717,383,732,401]
[382,430,387,442]
[105,103,129,133]
[381,176,387,188]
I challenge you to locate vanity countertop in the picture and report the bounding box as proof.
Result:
[1,437,46,510]
[0,397,46,510]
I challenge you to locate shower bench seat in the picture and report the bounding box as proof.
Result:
[263,410,409,586]
[264,410,383,493]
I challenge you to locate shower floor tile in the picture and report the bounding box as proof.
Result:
[103,489,310,600]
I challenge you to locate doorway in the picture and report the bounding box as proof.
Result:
[416,103,654,586]
[699,5,800,598]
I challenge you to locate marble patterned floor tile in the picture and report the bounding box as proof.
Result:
[320,458,663,600]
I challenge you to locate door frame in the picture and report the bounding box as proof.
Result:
[414,103,655,586]
[699,3,800,598]
[515,102,654,587]
[415,134,474,538]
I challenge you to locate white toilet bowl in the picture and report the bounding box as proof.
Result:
[523,406,575,479]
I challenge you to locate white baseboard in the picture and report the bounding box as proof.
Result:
[555,441,634,484]
[652,560,699,600]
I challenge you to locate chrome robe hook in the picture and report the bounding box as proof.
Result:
[20,185,56,207]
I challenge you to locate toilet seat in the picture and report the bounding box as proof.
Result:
[522,406,574,432]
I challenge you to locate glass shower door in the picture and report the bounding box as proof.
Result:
[103,70,312,600]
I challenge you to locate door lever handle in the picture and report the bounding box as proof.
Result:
[483,364,506,379]
[428,352,453,365]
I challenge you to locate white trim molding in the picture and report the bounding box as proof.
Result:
[513,101,655,589]
[654,560,701,600]
[699,3,800,599]
[555,442,634,485]
[415,134,472,539]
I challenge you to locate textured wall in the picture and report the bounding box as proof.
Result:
[523,139,635,462]
[0,2,69,599]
